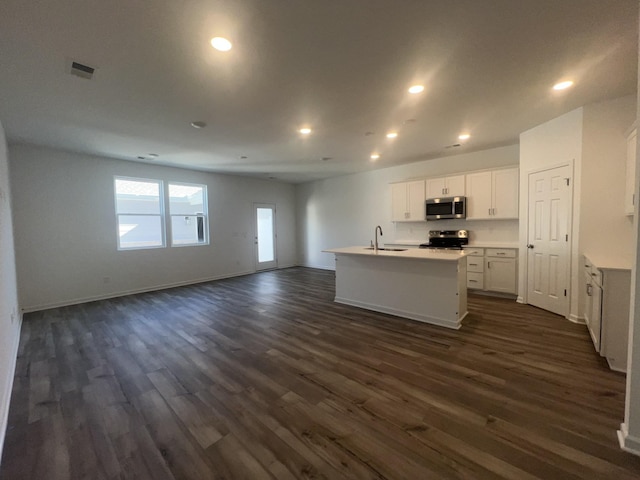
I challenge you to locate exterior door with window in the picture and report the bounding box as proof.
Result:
[526,165,572,317]
[254,204,277,271]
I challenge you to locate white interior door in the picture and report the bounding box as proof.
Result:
[254,203,277,271]
[526,165,572,316]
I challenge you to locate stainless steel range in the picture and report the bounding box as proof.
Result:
[419,230,469,250]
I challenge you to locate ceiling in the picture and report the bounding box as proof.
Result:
[0,1,637,183]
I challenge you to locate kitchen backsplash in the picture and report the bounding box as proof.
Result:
[392,219,519,245]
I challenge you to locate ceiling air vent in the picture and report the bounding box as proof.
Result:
[69,61,96,80]
[444,143,461,149]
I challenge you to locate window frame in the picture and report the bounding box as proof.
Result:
[114,176,166,251]
[167,181,209,248]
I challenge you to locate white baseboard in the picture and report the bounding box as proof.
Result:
[618,423,640,456]
[301,262,335,271]
[0,314,22,462]
[516,296,524,304]
[568,313,586,325]
[21,270,256,313]
[334,296,462,330]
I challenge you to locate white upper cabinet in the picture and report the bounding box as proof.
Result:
[465,171,492,219]
[466,167,519,220]
[625,125,637,216]
[425,174,465,199]
[391,180,425,222]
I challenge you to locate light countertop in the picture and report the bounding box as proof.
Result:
[583,252,632,271]
[463,242,519,249]
[385,241,519,249]
[323,246,468,261]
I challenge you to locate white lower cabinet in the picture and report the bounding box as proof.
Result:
[484,249,517,294]
[466,247,517,295]
[583,255,630,372]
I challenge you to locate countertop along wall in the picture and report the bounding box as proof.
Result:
[9,144,298,311]
[296,145,520,270]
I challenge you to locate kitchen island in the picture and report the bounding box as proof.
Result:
[323,246,468,329]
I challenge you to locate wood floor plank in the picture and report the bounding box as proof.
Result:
[2,267,640,479]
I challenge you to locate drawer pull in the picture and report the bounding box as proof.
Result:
[497,252,505,255]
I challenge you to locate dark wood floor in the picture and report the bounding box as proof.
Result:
[2,267,640,479]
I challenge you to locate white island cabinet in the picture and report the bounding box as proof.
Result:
[323,247,468,329]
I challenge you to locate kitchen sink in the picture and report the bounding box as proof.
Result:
[364,247,407,251]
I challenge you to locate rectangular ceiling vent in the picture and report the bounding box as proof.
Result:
[69,61,96,80]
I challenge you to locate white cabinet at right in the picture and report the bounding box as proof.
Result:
[583,255,630,372]
[465,168,519,220]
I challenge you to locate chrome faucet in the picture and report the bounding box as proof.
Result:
[374,225,383,250]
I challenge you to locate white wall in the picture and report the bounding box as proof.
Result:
[620,14,640,455]
[581,96,636,263]
[519,96,636,321]
[9,144,298,311]
[0,121,21,460]
[519,108,584,318]
[296,145,519,270]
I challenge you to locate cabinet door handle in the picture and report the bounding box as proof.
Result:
[469,263,478,266]
[527,244,534,249]
[487,261,491,269]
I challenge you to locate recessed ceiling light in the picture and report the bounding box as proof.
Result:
[321,157,333,161]
[458,133,471,140]
[386,132,398,139]
[299,127,312,135]
[370,153,380,160]
[553,80,574,90]
[211,37,232,52]
[240,155,248,159]
[148,153,159,158]
[191,121,207,129]
[408,85,424,94]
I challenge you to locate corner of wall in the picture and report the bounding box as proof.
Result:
[0,120,22,460]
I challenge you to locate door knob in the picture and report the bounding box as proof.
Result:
[527,244,534,249]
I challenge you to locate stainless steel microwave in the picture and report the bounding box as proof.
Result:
[426,196,466,220]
